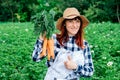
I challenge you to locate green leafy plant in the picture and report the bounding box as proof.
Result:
[31,9,56,39]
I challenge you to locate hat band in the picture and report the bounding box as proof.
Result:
[64,14,80,19]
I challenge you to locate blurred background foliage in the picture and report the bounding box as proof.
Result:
[0,0,120,23]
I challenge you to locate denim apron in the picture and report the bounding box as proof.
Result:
[44,48,84,80]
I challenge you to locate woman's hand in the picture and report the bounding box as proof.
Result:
[64,56,77,70]
[39,33,46,40]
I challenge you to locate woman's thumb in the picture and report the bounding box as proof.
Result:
[68,55,72,61]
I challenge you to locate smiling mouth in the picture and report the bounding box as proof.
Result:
[71,28,78,30]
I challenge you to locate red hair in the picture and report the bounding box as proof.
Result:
[56,17,84,49]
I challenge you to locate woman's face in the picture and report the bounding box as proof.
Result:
[65,17,81,36]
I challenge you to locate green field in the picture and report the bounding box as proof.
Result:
[0,22,120,80]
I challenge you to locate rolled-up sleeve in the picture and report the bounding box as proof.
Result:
[32,39,44,62]
[73,41,94,77]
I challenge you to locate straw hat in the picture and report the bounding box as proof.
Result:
[56,7,89,30]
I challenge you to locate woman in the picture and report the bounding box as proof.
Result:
[32,7,94,80]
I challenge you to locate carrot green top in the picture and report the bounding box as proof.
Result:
[32,10,56,39]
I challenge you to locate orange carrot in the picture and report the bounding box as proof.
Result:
[47,44,51,60]
[47,38,54,59]
[40,37,47,58]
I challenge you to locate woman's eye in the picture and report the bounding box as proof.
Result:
[75,19,80,22]
[68,20,73,22]
[76,20,80,23]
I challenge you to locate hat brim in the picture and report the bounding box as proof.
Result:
[56,15,89,30]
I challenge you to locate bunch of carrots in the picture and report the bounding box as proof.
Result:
[40,37,54,61]
[32,10,56,61]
